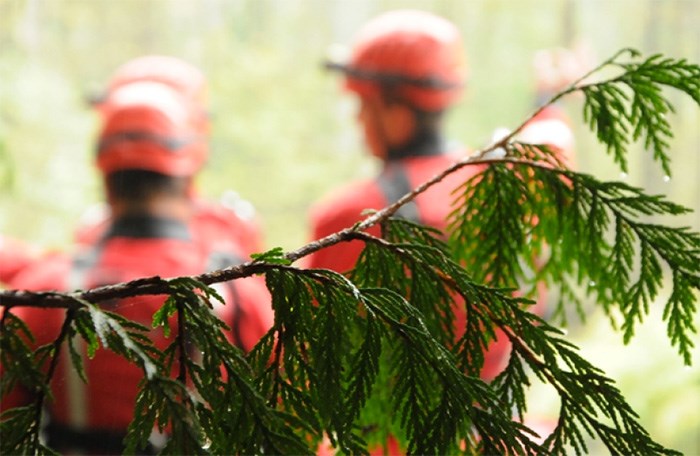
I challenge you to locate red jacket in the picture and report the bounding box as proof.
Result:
[519,104,575,166]
[307,152,510,380]
[3,215,272,452]
[0,235,40,287]
[74,196,264,259]
[308,154,474,271]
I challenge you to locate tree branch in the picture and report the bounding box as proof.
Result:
[0,155,556,312]
[0,47,673,314]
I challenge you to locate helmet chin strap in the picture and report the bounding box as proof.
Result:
[385,127,445,162]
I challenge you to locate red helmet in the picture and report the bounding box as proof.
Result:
[96,82,206,176]
[107,55,206,105]
[327,10,466,111]
[94,55,209,133]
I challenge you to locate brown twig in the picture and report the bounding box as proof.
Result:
[0,145,561,311]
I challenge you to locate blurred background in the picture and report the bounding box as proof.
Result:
[1,0,698,452]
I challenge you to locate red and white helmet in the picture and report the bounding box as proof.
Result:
[96,82,206,177]
[94,55,209,134]
[107,55,206,103]
[326,10,466,111]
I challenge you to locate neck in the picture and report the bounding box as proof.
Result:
[110,196,193,223]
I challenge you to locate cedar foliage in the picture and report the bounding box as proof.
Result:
[1,48,699,455]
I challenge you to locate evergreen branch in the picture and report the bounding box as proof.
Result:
[577,50,699,175]
[0,309,76,455]
[480,299,682,455]
[354,215,684,454]
[449,158,699,363]
[392,336,437,446]
[351,231,457,345]
[1,53,698,311]
[340,300,381,434]
[166,278,311,455]
[126,376,205,455]
[360,287,541,455]
[0,313,56,455]
[0,406,58,456]
[1,49,698,455]
[0,312,46,403]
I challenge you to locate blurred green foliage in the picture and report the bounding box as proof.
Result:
[1,0,698,453]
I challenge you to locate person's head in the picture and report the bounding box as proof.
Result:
[532,42,595,98]
[91,55,209,135]
[96,82,207,210]
[326,10,466,160]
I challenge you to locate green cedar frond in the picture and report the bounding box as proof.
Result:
[2,49,698,456]
[0,406,58,456]
[494,303,681,456]
[312,283,348,428]
[360,288,540,455]
[382,215,449,252]
[491,350,530,422]
[65,327,88,384]
[83,304,161,375]
[126,376,206,455]
[578,50,700,175]
[341,305,381,434]
[172,278,312,455]
[450,159,699,363]
[352,233,457,346]
[251,246,294,265]
[563,173,699,361]
[449,163,532,288]
[0,312,46,401]
[391,333,437,445]
[665,270,698,364]
[72,308,101,359]
[0,310,81,455]
[356,221,682,455]
[509,142,568,170]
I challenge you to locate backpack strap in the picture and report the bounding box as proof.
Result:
[376,162,422,223]
[205,250,245,349]
[62,242,106,434]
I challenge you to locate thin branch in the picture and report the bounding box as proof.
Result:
[0,156,546,311]
[177,300,187,385]
[0,48,672,313]
[29,309,77,443]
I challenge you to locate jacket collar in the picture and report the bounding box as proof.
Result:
[105,214,192,241]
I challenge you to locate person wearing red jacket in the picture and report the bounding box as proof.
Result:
[309,11,502,455]
[77,55,264,258]
[311,10,467,267]
[3,82,273,454]
[309,10,577,454]
[520,46,582,165]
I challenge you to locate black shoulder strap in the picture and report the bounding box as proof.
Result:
[376,163,422,223]
[68,243,105,291]
[206,251,245,349]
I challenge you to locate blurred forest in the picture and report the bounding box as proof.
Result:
[1,0,698,453]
